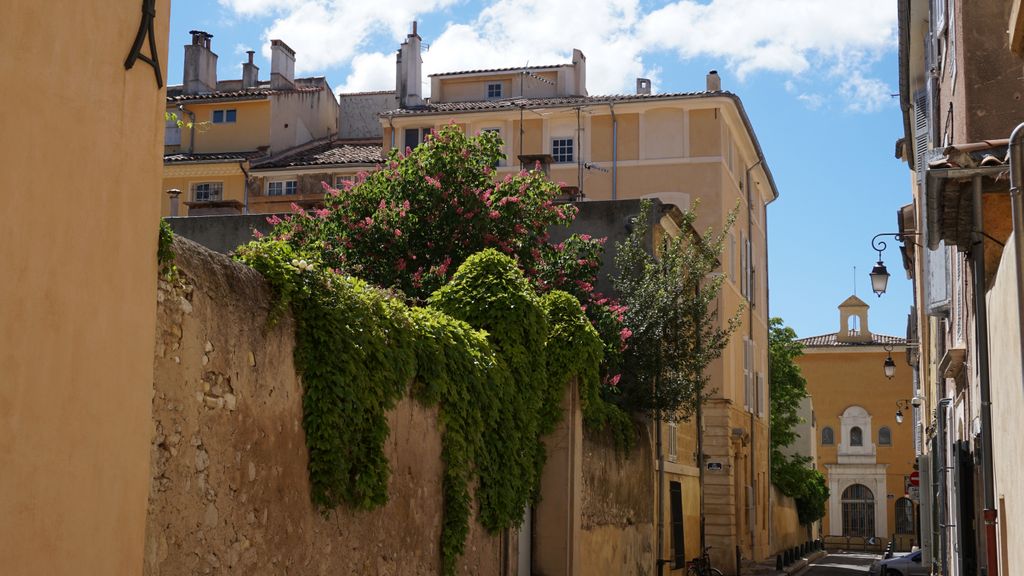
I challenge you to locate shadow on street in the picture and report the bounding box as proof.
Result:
[804,552,880,575]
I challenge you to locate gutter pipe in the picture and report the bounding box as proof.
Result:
[971,175,998,576]
[179,103,196,155]
[608,101,618,200]
[1007,122,1024,397]
[745,159,763,559]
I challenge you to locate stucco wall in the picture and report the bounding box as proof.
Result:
[146,237,504,575]
[771,486,808,553]
[339,91,397,139]
[986,235,1024,576]
[0,1,168,573]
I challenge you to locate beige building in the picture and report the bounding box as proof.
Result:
[897,1,1024,574]
[796,298,916,550]
[162,31,363,216]
[0,0,169,573]
[378,26,778,574]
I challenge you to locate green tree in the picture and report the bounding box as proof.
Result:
[612,200,742,420]
[769,316,829,524]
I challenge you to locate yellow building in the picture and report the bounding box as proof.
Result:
[1,0,168,573]
[796,297,917,550]
[378,26,777,574]
[162,31,352,216]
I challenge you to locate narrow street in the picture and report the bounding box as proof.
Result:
[801,553,879,575]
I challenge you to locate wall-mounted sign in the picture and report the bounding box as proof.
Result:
[706,461,724,472]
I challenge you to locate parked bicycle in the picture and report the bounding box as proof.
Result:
[686,546,723,576]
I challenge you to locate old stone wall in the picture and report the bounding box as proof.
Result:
[145,236,503,575]
[579,424,655,575]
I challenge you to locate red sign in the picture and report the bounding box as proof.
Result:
[909,471,920,487]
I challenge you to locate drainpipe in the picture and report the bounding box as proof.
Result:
[745,159,762,560]
[936,398,952,576]
[656,409,665,576]
[1008,122,1024,397]
[179,104,196,155]
[971,174,999,576]
[607,101,618,200]
[239,161,250,215]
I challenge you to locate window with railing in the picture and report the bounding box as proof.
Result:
[191,182,223,202]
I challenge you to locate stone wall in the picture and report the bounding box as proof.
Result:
[579,424,655,575]
[146,236,504,575]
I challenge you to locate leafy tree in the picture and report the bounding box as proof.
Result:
[768,316,829,524]
[612,199,742,420]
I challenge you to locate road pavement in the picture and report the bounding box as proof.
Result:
[800,552,879,575]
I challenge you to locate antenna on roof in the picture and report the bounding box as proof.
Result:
[853,266,857,297]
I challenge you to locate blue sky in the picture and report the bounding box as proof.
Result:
[167,0,913,339]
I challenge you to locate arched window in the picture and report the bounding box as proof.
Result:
[821,426,834,445]
[850,426,863,446]
[841,484,876,537]
[878,426,892,446]
[895,497,915,534]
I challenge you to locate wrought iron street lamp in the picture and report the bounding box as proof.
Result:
[883,343,896,379]
[895,398,916,424]
[868,232,920,296]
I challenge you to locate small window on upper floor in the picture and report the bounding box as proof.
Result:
[191,182,223,202]
[487,82,502,99]
[268,180,298,196]
[334,175,353,190]
[878,426,892,446]
[850,426,863,447]
[404,127,432,152]
[821,426,834,445]
[552,137,574,163]
[212,109,237,124]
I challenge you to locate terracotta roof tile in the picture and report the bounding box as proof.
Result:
[251,140,383,169]
[429,63,570,77]
[796,333,906,348]
[164,150,266,163]
[166,77,327,103]
[381,91,728,116]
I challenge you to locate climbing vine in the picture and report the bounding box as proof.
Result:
[234,243,624,575]
[158,219,177,280]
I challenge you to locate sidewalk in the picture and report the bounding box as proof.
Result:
[744,550,829,576]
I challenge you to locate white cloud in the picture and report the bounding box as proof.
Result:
[234,43,253,55]
[217,0,458,74]
[797,93,825,110]
[216,0,897,112]
[335,52,395,94]
[638,0,895,79]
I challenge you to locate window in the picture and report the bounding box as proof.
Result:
[850,426,863,447]
[212,109,237,124]
[670,481,685,569]
[822,426,834,445]
[879,426,892,446]
[552,138,574,163]
[841,484,876,537]
[667,421,678,462]
[268,180,298,196]
[487,82,502,99]
[743,338,753,413]
[895,497,915,534]
[165,116,181,146]
[404,127,431,151]
[482,128,504,166]
[756,373,766,417]
[334,175,353,190]
[191,182,223,202]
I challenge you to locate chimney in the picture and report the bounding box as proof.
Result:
[270,39,296,89]
[571,48,587,96]
[636,78,651,95]
[396,22,424,108]
[242,50,259,89]
[166,189,181,217]
[706,70,721,92]
[183,30,218,94]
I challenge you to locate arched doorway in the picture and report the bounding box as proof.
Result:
[841,484,875,537]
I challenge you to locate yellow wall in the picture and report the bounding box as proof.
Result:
[173,99,270,153]
[162,170,247,216]
[0,1,167,573]
[798,347,916,539]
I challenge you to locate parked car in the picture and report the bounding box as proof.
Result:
[869,550,929,576]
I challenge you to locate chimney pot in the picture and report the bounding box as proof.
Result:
[412,21,418,37]
[247,50,254,64]
[183,31,218,94]
[706,70,721,92]
[636,78,651,95]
